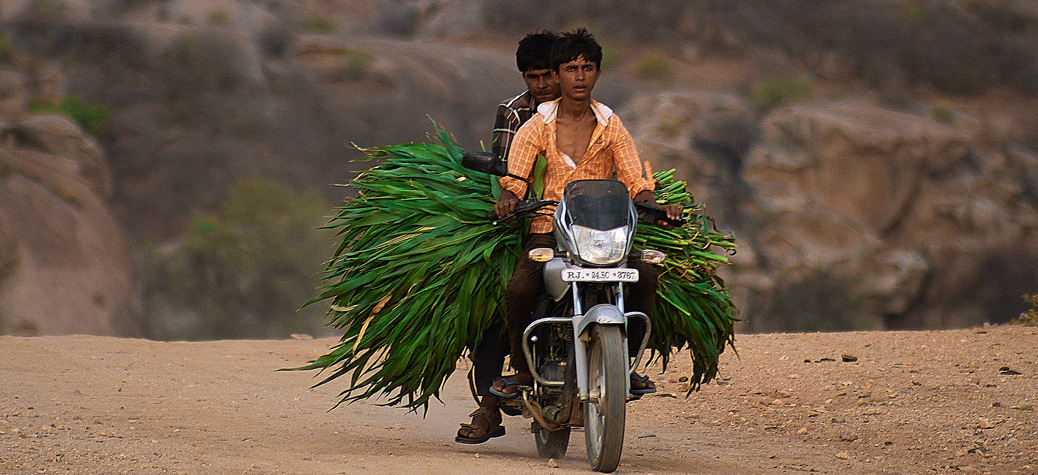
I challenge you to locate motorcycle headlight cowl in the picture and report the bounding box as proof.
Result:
[572,224,629,265]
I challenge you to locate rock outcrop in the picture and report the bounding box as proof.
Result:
[1,0,1036,335]
[626,93,1038,331]
[0,114,131,336]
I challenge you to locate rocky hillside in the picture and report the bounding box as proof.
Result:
[0,0,1036,336]
[0,114,131,336]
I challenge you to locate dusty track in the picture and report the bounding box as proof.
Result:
[2,325,1035,474]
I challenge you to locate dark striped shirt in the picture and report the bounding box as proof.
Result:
[491,90,537,162]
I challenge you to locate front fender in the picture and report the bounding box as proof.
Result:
[575,304,625,337]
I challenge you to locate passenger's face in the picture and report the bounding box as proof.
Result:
[522,68,560,103]
[556,56,599,101]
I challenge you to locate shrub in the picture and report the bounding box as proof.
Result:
[341,48,375,80]
[933,60,983,96]
[635,54,674,80]
[0,34,13,64]
[1011,294,1038,326]
[135,176,335,340]
[899,0,927,24]
[207,11,230,25]
[165,31,246,91]
[29,96,109,136]
[601,45,621,71]
[748,75,812,114]
[931,106,955,125]
[303,16,339,34]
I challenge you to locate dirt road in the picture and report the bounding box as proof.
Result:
[2,325,1035,474]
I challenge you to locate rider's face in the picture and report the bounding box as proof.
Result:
[556,56,599,101]
[523,68,561,104]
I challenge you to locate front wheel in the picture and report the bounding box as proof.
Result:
[584,324,627,472]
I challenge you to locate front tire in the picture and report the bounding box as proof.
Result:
[584,324,627,472]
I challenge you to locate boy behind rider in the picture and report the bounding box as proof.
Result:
[456,30,561,444]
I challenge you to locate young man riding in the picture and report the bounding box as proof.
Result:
[490,28,681,402]
[456,30,561,445]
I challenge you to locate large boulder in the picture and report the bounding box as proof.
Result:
[0,114,131,336]
[743,102,1038,330]
[625,94,1038,332]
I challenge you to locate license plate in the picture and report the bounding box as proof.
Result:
[561,267,639,282]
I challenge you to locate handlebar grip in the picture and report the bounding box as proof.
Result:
[634,200,685,227]
[661,215,686,227]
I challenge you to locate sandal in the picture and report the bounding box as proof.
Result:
[488,376,528,399]
[631,373,657,395]
[455,407,505,444]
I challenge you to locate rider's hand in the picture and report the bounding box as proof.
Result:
[656,204,683,230]
[493,190,519,219]
[634,190,682,230]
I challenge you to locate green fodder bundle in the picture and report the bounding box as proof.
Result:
[294,128,736,411]
[634,168,737,393]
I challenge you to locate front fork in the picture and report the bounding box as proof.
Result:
[522,282,652,400]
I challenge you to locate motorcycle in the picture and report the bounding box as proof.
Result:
[462,152,680,473]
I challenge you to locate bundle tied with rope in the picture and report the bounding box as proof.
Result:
[289,126,737,412]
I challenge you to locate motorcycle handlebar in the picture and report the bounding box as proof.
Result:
[489,199,557,225]
[634,201,686,227]
[490,200,684,227]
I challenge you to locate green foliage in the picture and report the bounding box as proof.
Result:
[931,106,955,125]
[303,16,339,34]
[29,96,109,136]
[28,0,69,21]
[137,176,334,340]
[0,34,13,64]
[207,11,230,25]
[632,168,737,391]
[166,31,245,91]
[933,60,983,96]
[341,48,374,80]
[635,54,674,80]
[601,45,621,71]
[748,75,813,114]
[291,126,736,411]
[899,0,927,24]
[1010,294,1038,326]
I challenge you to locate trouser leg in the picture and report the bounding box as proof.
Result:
[472,319,509,396]
[504,233,555,374]
[625,259,658,355]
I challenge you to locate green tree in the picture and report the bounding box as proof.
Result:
[138,176,334,340]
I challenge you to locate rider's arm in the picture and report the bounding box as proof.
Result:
[498,120,541,200]
[610,117,654,199]
[611,116,682,229]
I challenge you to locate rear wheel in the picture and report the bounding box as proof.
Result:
[584,324,627,472]
[534,423,571,458]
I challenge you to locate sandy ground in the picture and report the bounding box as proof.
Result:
[1,325,1035,474]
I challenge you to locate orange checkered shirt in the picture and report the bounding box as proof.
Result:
[500,100,655,233]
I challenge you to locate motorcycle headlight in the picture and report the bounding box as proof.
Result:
[572,225,629,265]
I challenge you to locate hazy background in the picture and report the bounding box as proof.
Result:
[0,0,1035,340]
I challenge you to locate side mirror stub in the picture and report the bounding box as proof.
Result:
[462,152,507,176]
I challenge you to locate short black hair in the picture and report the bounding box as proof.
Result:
[516,30,559,72]
[551,28,602,71]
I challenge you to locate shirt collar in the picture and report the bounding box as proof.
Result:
[537,100,613,126]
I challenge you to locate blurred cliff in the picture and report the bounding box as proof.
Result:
[0,0,1035,337]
